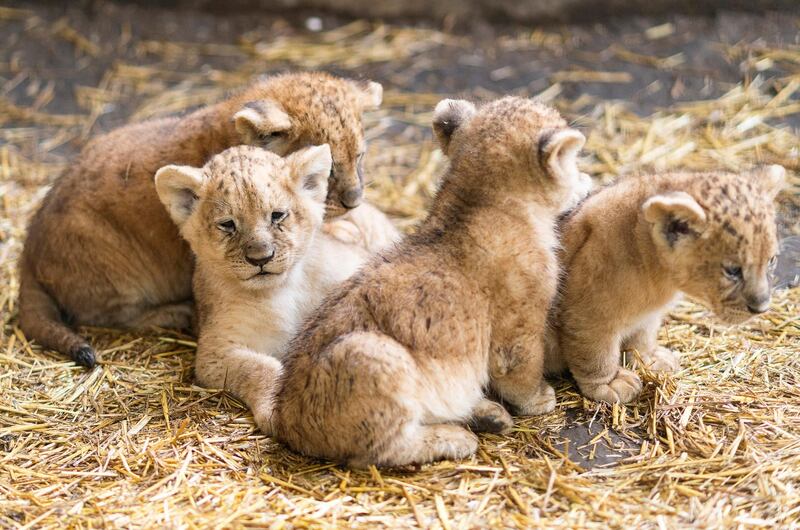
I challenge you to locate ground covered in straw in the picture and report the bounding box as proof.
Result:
[1,2,800,528]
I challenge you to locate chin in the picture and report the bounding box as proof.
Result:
[243,271,285,290]
[324,203,349,218]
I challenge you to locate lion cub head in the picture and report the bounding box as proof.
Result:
[431,96,592,212]
[155,144,331,290]
[642,165,786,323]
[230,73,382,217]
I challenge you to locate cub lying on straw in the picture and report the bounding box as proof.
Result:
[155,145,397,434]
[19,72,383,368]
[547,165,786,404]
[267,97,591,467]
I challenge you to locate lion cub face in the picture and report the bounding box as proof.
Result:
[155,145,331,290]
[231,74,383,217]
[643,165,785,323]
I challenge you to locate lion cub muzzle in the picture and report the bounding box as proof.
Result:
[244,240,276,268]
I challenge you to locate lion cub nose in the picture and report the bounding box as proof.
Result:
[340,186,363,209]
[245,243,275,267]
[746,294,770,314]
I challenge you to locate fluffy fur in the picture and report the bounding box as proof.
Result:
[265,96,592,468]
[155,145,398,434]
[547,165,786,403]
[19,72,383,367]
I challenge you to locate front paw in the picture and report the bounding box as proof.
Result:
[637,346,680,373]
[517,383,556,416]
[579,368,642,404]
[323,219,362,245]
[468,399,514,434]
[252,402,275,436]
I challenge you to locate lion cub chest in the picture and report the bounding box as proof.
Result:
[200,237,365,359]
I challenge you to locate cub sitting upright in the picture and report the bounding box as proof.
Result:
[155,144,398,434]
[549,166,786,404]
[19,72,383,368]
[268,97,592,468]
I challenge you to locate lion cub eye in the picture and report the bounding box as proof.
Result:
[271,211,288,224]
[217,219,236,234]
[259,131,284,142]
[723,264,743,281]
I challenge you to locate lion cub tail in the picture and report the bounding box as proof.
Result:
[18,264,96,368]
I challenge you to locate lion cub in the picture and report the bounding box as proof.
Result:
[266,97,592,467]
[549,166,786,404]
[155,145,398,433]
[19,72,383,368]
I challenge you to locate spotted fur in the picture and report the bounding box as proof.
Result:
[18,72,383,367]
[271,97,592,468]
[155,145,398,435]
[547,166,786,404]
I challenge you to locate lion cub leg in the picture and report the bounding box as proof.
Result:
[350,424,479,469]
[194,340,281,435]
[323,203,400,253]
[281,331,479,468]
[622,312,680,373]
[562,328,643,404]
[128,301,195,331]
[489,340,556,416]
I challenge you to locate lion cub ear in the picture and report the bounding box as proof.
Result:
[538,129,585,181]
[760,164,786,200]
[356,81,383,111]
[643,191,707,248]
[154,165,205,227]
[233,100,292,147]
[432,99,477,155]
[288,144,332,204]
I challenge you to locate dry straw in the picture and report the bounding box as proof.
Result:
[1,7,799,528]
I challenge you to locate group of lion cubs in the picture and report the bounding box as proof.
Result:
[19,72,784,467]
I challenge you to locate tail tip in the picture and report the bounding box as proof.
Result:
[71,345,96,368]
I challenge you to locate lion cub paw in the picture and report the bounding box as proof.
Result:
[581,368,642,404]
[251,402,275,436]
[517,383,557,416]
[468,399,514,434]
[323,218,363,246]
[638,346,680,373]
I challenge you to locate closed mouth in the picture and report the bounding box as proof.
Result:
[250,270,277,279]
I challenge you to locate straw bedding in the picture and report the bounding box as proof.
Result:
[1,5,799,528]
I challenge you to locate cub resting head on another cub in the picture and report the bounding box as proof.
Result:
[19,72,383,368]
[549,165,786,404]
[155,144,398,434]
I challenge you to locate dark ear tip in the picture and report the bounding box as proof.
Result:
[72,345,96,368]
[433,118,457,139]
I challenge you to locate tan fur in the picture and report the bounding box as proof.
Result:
[18,72,383,367]
[155,145,398,434]
[268,97,592,468]
[548,166,785,403]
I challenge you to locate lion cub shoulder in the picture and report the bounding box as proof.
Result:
[155,144,397,432]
